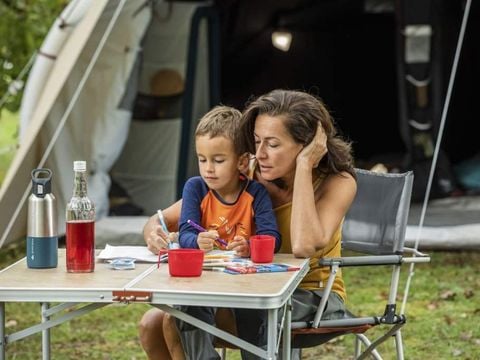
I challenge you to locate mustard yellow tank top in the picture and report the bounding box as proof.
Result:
[274,179,346,301]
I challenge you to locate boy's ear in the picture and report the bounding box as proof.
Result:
[237,152,250,173]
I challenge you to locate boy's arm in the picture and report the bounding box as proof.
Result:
[178,178,205,249]
[251,182,282,252]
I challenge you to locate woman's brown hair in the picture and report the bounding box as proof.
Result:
[240,89,355,178]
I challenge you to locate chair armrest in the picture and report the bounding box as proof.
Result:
[403,247,429,257]
[320,254,431,267]
[402,247,431,263]
[319,255,403,267]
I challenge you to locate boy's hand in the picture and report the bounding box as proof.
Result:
[227,236,250,257]
[197,230,219,252]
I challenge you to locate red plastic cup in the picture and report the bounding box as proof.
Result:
[250,235,275,263]
[168,249,204,277]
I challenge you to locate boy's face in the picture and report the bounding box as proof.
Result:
[196,135,244,194]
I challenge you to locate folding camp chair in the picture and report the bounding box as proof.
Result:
[290,168,431,359]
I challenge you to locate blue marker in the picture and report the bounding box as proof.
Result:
[157,209,169,234]
[187,219,228,247]
[158,210,179,250]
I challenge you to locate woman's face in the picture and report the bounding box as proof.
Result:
[254,114,303,182]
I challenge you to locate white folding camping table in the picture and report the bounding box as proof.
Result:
[0,250,309,359]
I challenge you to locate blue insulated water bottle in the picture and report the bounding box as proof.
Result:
[27,168,58,268]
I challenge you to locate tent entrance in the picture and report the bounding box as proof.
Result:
[110,3,220,217]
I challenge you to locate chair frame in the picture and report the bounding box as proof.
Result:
[289,169,431,359]
[219,169,430,359]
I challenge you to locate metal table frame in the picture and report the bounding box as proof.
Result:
[0,251,308,359]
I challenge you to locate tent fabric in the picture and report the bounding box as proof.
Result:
[406,195,480,249]
[37,0,151,229]
[406,224,480,250]
[0,0,213,247]
[19,0,94,142]
[110,2,209,215]
[0,0,111,247]
[96,216,146,246]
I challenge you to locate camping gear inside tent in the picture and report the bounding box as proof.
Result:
[0,0,218,247]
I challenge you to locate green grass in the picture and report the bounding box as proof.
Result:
[305,251,480,359]
[1,245,479,359]
[0,109,18,185]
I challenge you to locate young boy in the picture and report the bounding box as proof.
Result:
[174,106,280,360]
[178,105,280,255]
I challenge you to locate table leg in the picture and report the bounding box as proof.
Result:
[266,308,278,359]
[282,298,292,360]
[1,302,5,360]
[41,303,50,360]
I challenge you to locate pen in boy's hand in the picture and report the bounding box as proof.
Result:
[187,219,228,247]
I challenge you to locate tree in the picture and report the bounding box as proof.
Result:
[0,0,68,113]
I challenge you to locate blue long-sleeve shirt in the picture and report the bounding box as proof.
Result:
[179,176,281,251]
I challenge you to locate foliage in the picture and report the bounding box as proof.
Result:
[0,0,68,112]
[0,109,18,185]
[0,247,479,359]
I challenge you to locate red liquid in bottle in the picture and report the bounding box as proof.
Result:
[66,220,95,273]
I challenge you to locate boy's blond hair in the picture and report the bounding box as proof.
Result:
[195,106,244,155]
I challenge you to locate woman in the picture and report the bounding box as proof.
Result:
[139,89,357,359]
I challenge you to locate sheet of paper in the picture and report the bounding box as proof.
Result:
[97,245,237,263]
[97,244,158,263]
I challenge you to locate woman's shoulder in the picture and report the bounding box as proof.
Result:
[317,171,357,195]
[324,170,356,183]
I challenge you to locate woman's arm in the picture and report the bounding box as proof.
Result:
[290,126,356,257]
[291,168,356,258]
[143,200,182,254]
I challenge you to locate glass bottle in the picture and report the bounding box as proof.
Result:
[66,161,95,272]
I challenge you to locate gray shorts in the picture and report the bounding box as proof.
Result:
[176,289,345,360]
[291,288,345,322]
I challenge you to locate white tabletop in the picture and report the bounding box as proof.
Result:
[0,250,309,308]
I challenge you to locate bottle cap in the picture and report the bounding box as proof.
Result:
[73,161,87,172]
[31,168,52,197]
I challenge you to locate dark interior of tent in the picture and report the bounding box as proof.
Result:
[213,0,479,199]
[112,0,479,216]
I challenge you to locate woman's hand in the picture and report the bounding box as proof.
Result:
[227,236,250,257]
[297,124,327,169]
[144,201,182,254]
[146,224,171,254]
[197,230,219,252]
